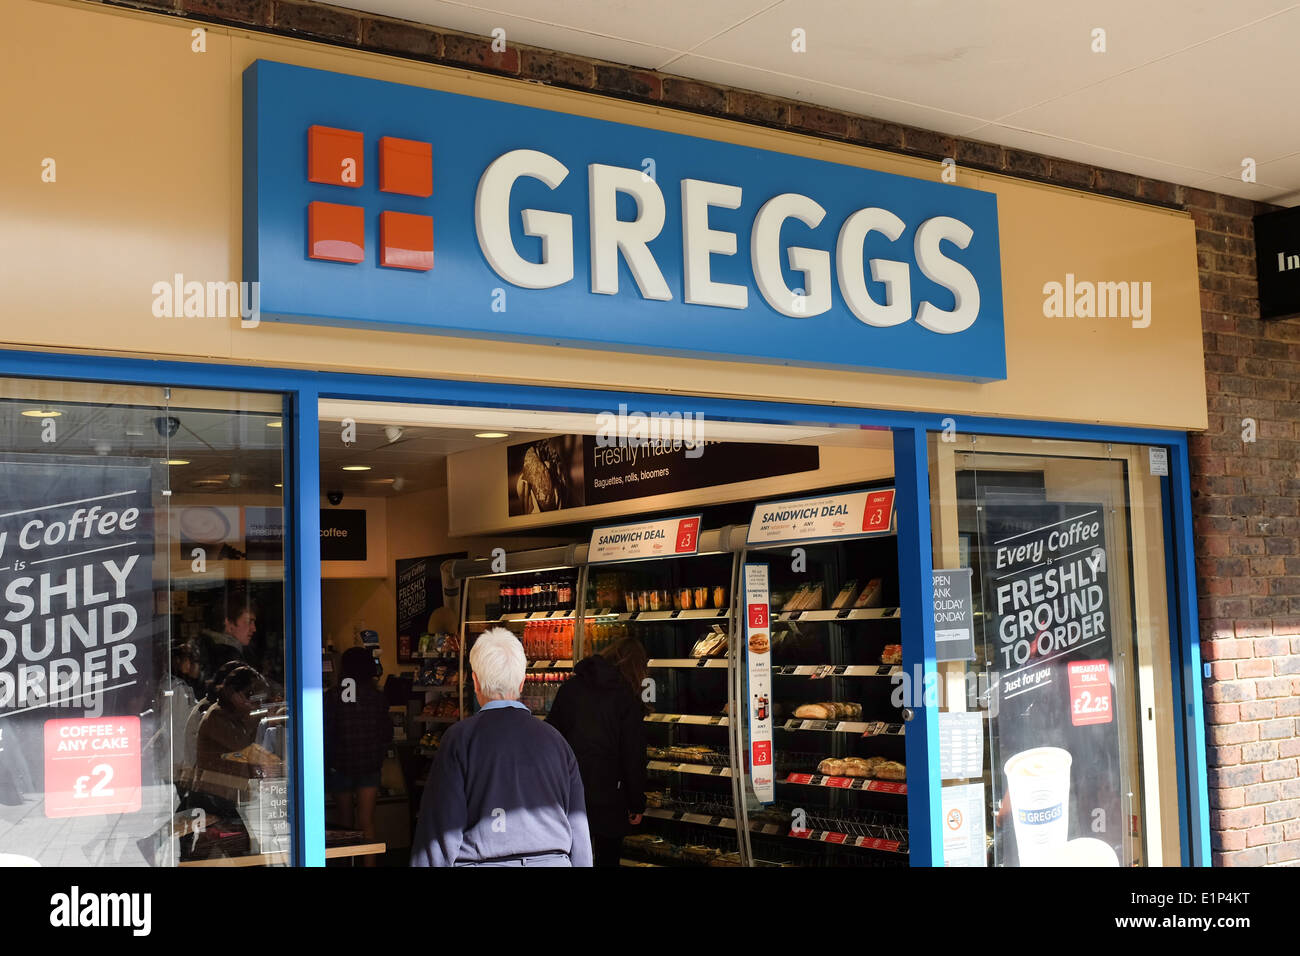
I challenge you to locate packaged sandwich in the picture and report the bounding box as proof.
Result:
[853,578,884,608]
[831,580,859,609]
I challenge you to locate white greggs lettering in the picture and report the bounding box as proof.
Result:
[474,149,981,333]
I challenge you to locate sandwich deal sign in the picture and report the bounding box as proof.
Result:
[244,60,1005,379]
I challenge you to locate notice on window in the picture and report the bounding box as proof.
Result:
[979,496,1123,867]
[933,567,975,662]
[0,457,156,828]
[743,563,774,804]
[939,710,984,780]
[588,514,701,563]
[942,783,987,867]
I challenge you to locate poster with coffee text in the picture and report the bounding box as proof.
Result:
[0,455,165,864]
[979,494,1123,867]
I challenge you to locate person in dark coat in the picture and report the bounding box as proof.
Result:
[410,627,592,867]
[546,637,648,867]
[324,647,393,866]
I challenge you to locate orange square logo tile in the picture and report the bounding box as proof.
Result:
[380,136,433,197]
[308,201,365,263]
[308,125,364,187]
[380,211,434,271]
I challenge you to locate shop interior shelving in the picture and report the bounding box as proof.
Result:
[735,530,909,866]
[441,496,905,867]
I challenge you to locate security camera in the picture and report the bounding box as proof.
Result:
[384,425,404,443]
[327,490,344,506]
[153,416,181,438]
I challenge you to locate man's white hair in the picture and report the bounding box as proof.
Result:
[470,627,527,700]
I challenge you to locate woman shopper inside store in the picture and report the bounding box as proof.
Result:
[547,638,649,867]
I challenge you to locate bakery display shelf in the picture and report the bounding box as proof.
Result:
[778,717,905,736]
[647,657,729,669]
[644,807,736,829]
[585,608,730,623]
[465,611,577,624]
[778,773,907,795]
[771,607,900,622]
[526,659,574,671]
[645,713,729,726]
[771,663,902,678]
[646,760,732,778]
[758,807,909,855]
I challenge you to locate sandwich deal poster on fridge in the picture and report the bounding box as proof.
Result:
[979,495,1124,867]
[0,457,157,825]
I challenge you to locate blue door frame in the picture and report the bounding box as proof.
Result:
[0,347,1209,867]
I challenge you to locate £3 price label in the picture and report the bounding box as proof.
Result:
[1068,660,1113,727]
[674,517,700,554]
[43,717,142,818]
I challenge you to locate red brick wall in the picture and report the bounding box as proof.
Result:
[84,0,1300,865]
[1192,194,1300,866]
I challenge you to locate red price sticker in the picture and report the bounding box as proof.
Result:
[43,717,142,818]
[674,517,700,554]
[862,489,895,533]
[748,603,768,628]
[1068,660,1113,726]
[826,776,851,789]
[752,740,772,766]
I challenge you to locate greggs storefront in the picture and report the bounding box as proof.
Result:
[0,0,1209,867]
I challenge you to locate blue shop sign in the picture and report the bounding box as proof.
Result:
[244,60,1005,380]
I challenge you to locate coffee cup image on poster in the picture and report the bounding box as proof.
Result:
[979,495,1123,867]
[0,456,162,861]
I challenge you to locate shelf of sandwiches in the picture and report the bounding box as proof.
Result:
[769,577,898,622]
[646,744,733,777]
[645,712,729,726]
[770,642,902,675]
[777,700,906,736]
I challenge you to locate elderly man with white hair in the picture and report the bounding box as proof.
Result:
[411,627,593,866]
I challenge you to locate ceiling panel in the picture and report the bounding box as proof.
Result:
[681,0,1296,122]
[311,0,1300,204]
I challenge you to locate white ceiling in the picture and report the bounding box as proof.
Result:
[324,0,1300,204]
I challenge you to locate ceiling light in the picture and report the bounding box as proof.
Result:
[475,432,509,439]
[266,420,283,428]
[342,465,371,471]
[274,482,283,488]
[21,409,61,418]
[167,459,190,466]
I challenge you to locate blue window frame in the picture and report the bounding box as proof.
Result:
[0,348,1208,867]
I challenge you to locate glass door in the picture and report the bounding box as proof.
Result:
[928,434,1182,867]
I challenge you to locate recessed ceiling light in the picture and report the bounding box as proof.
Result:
[192,479,225,487]
[167,459,190,466]
[274,482,283,488]
[474,432,509,439]
[266,420,282,428]
[342,465,371,471]
[21,409,61,418]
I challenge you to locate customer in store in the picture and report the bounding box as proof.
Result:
[193,665,272,812]
[202,590,259,680]
[163,643,201,778]
[178,659,243,800]
[410,627,592,867]
[324,647,393,866]
[546,637,648,867]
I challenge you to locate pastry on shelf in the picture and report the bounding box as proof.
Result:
[880,644,902,665]
[793,701,863,721]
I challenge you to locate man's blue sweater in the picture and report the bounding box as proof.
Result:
[410,701,592,866]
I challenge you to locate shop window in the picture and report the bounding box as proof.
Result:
[927,434,1181,867]
[0,377,288,866]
